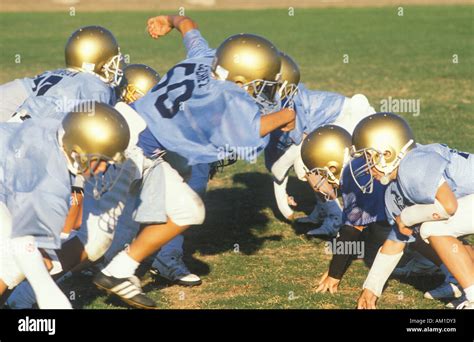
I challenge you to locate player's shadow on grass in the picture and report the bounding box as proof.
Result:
[181,171,324,276]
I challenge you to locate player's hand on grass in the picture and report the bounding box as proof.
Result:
[395,215,413,236]
[147,15,173,39]
[357,288,378,309]
[315,271,340,294]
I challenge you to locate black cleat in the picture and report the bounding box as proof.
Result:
[93,272,157,309]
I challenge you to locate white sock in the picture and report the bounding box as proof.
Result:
[102,250,139,279]
[440,264,457,284]
[11,236,72,309]
[464,285,474,302]
[6,281,36,309]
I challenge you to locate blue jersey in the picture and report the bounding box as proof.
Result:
[0,120,73,249]
[133,31,268,166]
[17,69,115,120]
[183,29,216,59]
[340,157,388,227]
[291,84,346,144]
[264,84,346,171]
[397,143,474,204]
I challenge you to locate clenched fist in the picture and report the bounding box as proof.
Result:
[147,16,173,39]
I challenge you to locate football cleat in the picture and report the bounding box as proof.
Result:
[295,204,325,225]
[446,296,466,309]
[306,200,342,237]
[151,251,202,287]
[424,282,463,300]
[306,216,341,237]
[455,300,474,310]
[93,272,157,309]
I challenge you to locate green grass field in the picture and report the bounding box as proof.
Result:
[0,6,473,309]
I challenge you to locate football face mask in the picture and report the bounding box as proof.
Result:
[305,167,339,201]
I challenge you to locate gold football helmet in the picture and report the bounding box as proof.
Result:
[60,102,130,198]
[118,63,161,104]
[301,125,351,199]
[65,26,123,86]
[278,52,300,108]
[212,33,281,108]
[350,112,415,193]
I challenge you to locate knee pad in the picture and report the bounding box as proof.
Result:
[164,162,206,226]
[351,94,376,116]
[419,221,445,242]
[2,236,38,289]
[76,223,114,262]
[183,191,206,226]
[293,154,307,181]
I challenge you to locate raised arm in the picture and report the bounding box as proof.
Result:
[147,15,198,39]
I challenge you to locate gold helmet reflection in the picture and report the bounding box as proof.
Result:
[212,33,281,107]
[301,125,352,185]
[119,63,161,104]
[61,102,130,175]
[350,112,415,191]
[278,52,300,106]
[65,26,123,86]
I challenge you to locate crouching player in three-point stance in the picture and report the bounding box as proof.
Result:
[297,125,392,293]
[353,113,474,309]
[0,103,130,308]
[93,14,296,308]
[265,52,376,237]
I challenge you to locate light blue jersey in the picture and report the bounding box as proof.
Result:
[384,180,417,243]
[0,119,73,249]
[290,84,346,145]
[265,84,346,170]
[133,31,268,166]
[16,69,115,120]
[183,29,216,59]
[398,143,474,204]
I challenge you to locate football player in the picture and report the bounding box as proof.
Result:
[298,125,389,293]
[93,14,296,309]
[3,33,134,310]
[353,113,474,309]
[0,26,122,123]
[265,52,376,237]
[0,103,130,309]
[302,124,448,294]
[104,63,203,287]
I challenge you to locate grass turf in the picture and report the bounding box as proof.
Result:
[0,5,472,308]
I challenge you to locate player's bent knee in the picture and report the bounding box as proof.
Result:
[185,193,206,226]
[419,221,448,241]
[84,235,113,262]
[76,226,114,262]
[172,191,206,226]
[351,94,375,115]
